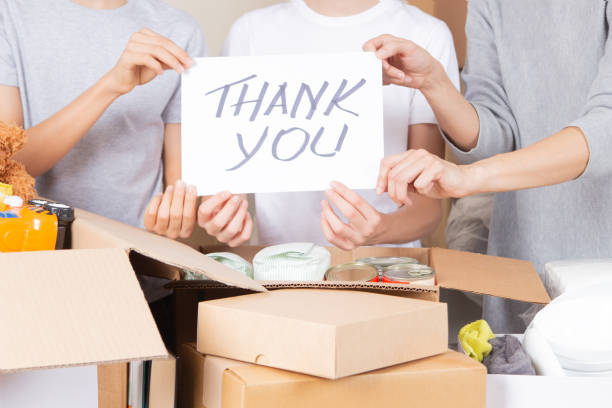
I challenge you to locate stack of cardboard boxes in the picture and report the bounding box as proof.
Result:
[1,208,553,407]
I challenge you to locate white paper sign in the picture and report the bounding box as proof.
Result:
[181,52,384,195]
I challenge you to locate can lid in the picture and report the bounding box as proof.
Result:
[28,198,51,206]
[4,195,23,208]
[326,262,378,282]
[44,202,75,222]
[383,264,435,282]
[355,256,419,270]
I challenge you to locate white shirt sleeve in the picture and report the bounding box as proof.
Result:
[410,21,460,125]
[221,15,252,57]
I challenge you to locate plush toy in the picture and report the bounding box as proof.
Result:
[0,121,37,201]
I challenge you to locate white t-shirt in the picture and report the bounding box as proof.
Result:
[222,0,460,247]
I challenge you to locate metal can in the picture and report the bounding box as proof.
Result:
[355,256,419,272]
[325,263,379,282]
[382,264,436,286]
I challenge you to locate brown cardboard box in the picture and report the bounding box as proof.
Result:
[0,209,265,407]
[198,289,448,379]
[179,343,485,408]
[192,245,550,305]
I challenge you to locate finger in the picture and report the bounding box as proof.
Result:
[320,204,355,251]
[206,196,241,236]
[129,42,184,73]
[138,27,194,68]
[329,181,379,220]
[362,34,394,53]
[228,211,253,248]
[390,157,431,204]
[154,185,174,235]
[384,64,407,82]
[377,152,409,195]
[166,180,186,239]
[198,191,232,225]
[144,193,163,231]
[217,200,248,243]
[180,184,198,239]
[375,39,415,61]
[413,161,444,191]
[126,52,164,75]
[321,200,363,244]
[325,188,368,231]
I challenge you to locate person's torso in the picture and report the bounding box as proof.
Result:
[1,0,197,226]
[471,0,612,272]
[229,0,446,246]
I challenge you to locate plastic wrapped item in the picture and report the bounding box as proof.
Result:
[253,243,331,281]
[525,283,612,376]
[544,259,612,299]
[184,252,254,280]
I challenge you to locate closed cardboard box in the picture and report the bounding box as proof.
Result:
[179,343,486,408]
[197,289,448,379]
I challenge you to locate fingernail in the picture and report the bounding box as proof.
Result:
[220,191,231,199]
[188,184,197,194]
[330,181,340,189]
[176,180,184,188]
[166,185,173,193]
[187,57,195,67]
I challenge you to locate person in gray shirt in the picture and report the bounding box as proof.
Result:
[366,0,612,333]
[0,0,206,231]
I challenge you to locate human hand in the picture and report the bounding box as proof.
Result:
[363,34,441,90]
[377,149,480,204]
[104,28,193,96]
[144,180,198,239]
[198,192,253,247]
[320,181,388,251]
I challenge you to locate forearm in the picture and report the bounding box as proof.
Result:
[466,127,589,194]
[13,74,120,176]
[421,63,480,151]
[371,197,442,245]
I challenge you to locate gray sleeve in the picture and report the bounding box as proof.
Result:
[444,0,518,164]
[0,4,17,87]
[162,23,209,124]
[567,3,612,179]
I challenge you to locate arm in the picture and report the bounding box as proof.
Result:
[378,126,589,202]
[9,28,193,177]
[364,0,517,158]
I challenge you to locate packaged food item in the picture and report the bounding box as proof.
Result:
[185,252,254,280]
[253,243,331,281]
[43,202,75,249]
[0,200,57,252]
[0,183,12,211]
[382,264,436,286]
[325,262,379,282]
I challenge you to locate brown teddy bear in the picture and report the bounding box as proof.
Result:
[0,121,37,201]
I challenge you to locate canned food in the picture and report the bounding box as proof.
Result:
[382,264,436,286]
[355,256,419,272]
[325,263,379,282]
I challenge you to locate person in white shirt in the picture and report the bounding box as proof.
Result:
[149,0,460,249]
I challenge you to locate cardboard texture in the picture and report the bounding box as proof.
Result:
[195,245,550,304]
[197,289,448,379]
[150,357,177,408]
[98,363,128,408]
[0,248,167,372]
[179,344,485,408]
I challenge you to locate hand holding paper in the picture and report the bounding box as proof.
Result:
[197,193,252,247]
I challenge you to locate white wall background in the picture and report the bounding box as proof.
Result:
[166,0,283,56]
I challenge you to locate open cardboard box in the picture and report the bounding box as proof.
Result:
[175,244,551,306]
[0,209,264,407]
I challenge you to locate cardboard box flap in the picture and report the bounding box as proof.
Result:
[203,356,251,408]
[431,248,550,304]
[0,248,168,373]
[74,209,265,293]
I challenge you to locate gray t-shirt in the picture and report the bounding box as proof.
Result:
[0,0,208,226]
[446,0,612,333]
